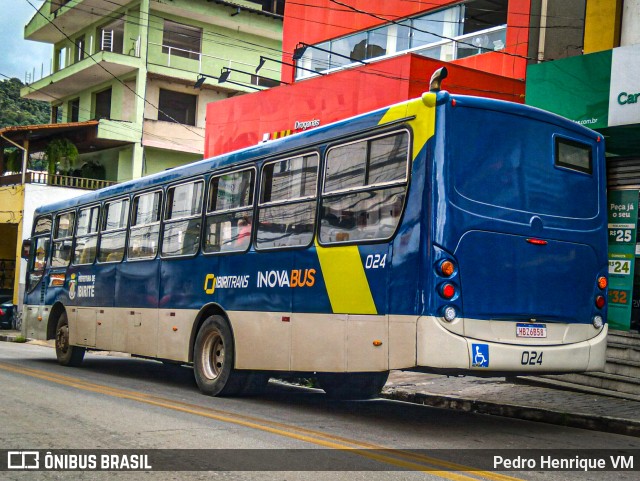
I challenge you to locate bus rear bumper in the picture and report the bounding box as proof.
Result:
[417,316,607,373]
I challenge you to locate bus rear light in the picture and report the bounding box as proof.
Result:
[595,295,606,309]
[442,306,457,322]
[439,260,455,277]
[441,283,455,299]
[526,238,547,245]
[592,315,604,329]
[597,276,607,289]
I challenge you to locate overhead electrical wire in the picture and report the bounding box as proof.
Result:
[21,0,539,120]
[0,71,205,152]
[25,0,206,139]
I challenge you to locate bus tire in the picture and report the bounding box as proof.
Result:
[318,371,389,400]
[193,315,245,396]
[55,312,85,367]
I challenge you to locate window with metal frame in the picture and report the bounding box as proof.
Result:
[98,198,130,263]
[162,20,202,60]
[320,131,409,244]
[204,169,255,254]
[129,191,162,260]
[52,211,76,267]
[158,89,197,126]
[256,154,318,250]
[33,216,52,235]
[73,205,100,265]
[162,180,204,257]
[29,216,52,290]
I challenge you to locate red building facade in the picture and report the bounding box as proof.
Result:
[205,0,531,156]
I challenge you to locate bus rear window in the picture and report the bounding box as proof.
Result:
[555,137,592,174]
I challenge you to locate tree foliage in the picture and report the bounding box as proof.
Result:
[0,78,50,128]
[44,138,78,175]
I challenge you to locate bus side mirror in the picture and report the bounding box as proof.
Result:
[21,239,32,260]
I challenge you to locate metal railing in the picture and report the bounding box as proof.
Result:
[0,172,116,190]
[149,41,280,81]
[295,25,507,80]
[26,35,141,84]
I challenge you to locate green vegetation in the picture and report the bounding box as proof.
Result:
[0,77,50,128]
[44,138,78,175]
[12,336,27,343]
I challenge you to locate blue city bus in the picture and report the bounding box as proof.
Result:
[22,73,608,399]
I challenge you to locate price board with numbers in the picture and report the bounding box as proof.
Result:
[607,190,639,330]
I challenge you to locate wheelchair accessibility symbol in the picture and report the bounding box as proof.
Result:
[472,344,489,368]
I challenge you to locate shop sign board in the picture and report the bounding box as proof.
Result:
[608,44,640,127]
[526,44,640,130]
[607,189,639,330]
[525,50,611,129]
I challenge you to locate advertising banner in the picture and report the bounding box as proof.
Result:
[525,50,611,129]
[607,190,639,330]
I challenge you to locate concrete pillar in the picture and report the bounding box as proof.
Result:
[131,0,150,179]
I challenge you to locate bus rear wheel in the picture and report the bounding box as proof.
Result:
[318,372,389,400]
[55,312,85,367]
[194,315,248,396]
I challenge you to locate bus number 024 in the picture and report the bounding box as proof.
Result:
[365,254,386,269]
[521,351,543,366]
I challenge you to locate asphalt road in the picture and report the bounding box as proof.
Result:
[0,341,638,481]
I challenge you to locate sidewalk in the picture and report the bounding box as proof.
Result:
[382,371,640,437]
[2,329,639,437]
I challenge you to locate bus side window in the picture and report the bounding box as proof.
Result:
[320,131,409,244]
[129,191,162,260]
[162,180,203,257]
[73,205,100,265]
[204,169,255,254]
[33,237,50,270]
[52,211,76,267]
[256,154,318,250]
[98,198,129,263]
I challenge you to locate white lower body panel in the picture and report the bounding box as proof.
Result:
[417,315,607,372]
[22,304,607,373]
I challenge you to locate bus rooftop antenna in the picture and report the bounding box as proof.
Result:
[429,67,448,92]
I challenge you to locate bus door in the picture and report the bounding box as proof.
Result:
[22,234,51,338]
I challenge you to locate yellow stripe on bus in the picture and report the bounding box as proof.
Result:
[378,93,437,161]
[315,242,377,314]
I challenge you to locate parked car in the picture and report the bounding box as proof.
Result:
[0,298,15,329]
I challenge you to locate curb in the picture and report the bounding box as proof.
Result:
[381,388,640,438]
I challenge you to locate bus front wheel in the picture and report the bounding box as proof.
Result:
[318,372,389,400]
[194,315,247,396]
[55,312,85,367]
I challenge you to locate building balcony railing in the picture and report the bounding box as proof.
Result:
[148,42,280,88]
[295,25,507,80]
[0,172,116,191]
[412,26,507,62]
[26,35,141,85]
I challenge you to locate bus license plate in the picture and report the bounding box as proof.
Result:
[516,323,547,338]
